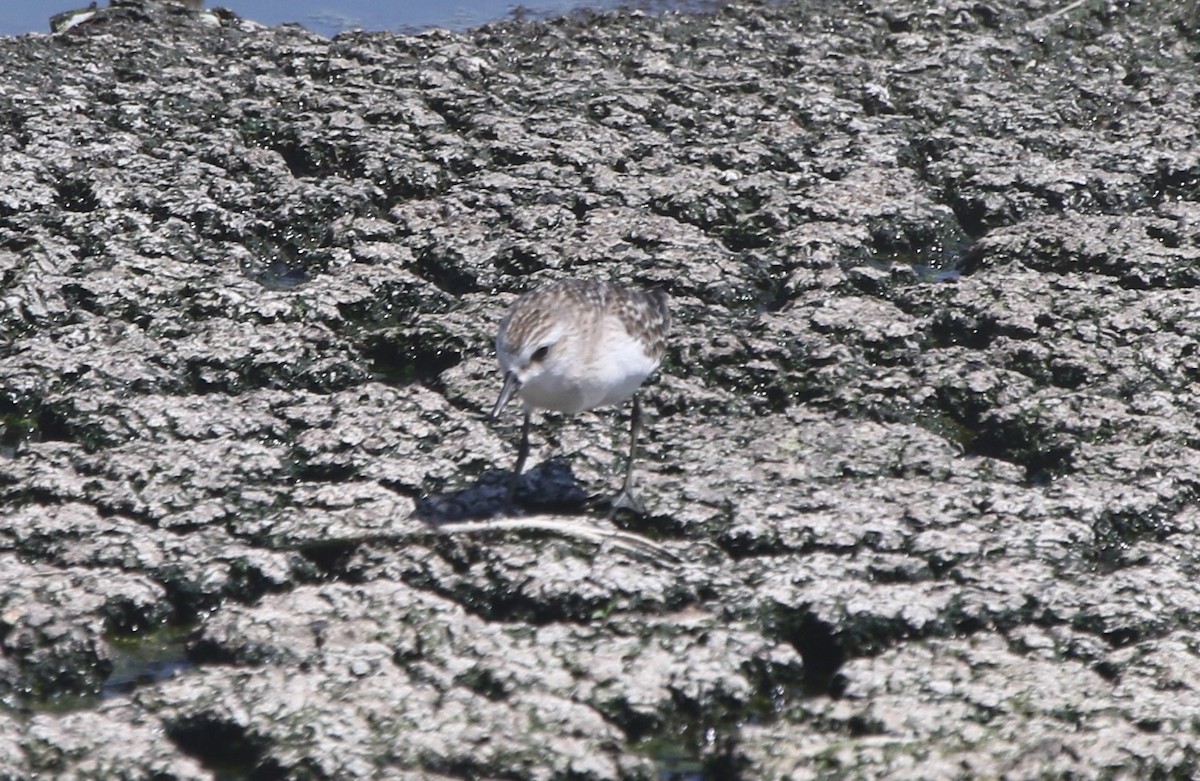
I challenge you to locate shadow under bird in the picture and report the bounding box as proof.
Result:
[490,278,671,514]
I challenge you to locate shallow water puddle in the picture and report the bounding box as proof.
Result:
[103,622,195,699]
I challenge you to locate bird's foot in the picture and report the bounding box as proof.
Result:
[607,487,647,517]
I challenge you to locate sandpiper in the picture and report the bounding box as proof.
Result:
[491,278,670,513]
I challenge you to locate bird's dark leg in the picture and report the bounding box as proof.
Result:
[610,394,648,516]
[508,408,532,504]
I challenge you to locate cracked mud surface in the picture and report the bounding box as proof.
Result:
[2,0,1200,778]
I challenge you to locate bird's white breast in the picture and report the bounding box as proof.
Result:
[517,316,660,415]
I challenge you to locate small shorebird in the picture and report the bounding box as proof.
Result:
[490,278,670,514]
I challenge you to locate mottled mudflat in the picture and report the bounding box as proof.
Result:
[2,0,1199,778]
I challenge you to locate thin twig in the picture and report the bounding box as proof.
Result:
[269,517,681,566]
[431,517,680,564]
[1027,0,1089,28]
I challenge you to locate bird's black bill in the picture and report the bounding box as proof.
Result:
[490,372,521,420]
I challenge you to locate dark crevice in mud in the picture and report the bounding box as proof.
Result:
[413,248,483,296]
[9,670,117,713]
[291,539,367,582]
[1086,494,1199,569]
[719,221,775,252]
[55,274,102,314]
[954,417,1076,485]
[1064,609,1184,651]
[0,394,84,453]
[377,165,452,202]
[701,748,746,781]
[952,240,990,276]
[633,696,751,781]
[868,223,973,280]
[411,576,647,627]
[772,611,848,698]
[157,569,248,620]
[419,757,532,781]
[360,326,464,387]
[776,608,962,686]
[635,730,740,781]
[34,405,75,444]
[712,530,820,562]
[56,178,101,213]
[166,714,289,781]
[930,384,1078,483]
[1015,449,1075,485]
[943,186,995,239]
[624,685,771,780]
[1147,158,1200,206]
[0,411,40,456]
[273,139,323,180]
[224,558,297,604]
[928,309,1002,350]
[242,123,366,181]
[182,353,365,397]
[488,242,546,278]
[392,538,701,627]
[335,282,457,326]
[290,459,360,484]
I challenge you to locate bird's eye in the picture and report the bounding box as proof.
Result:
[531,345,550,363]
